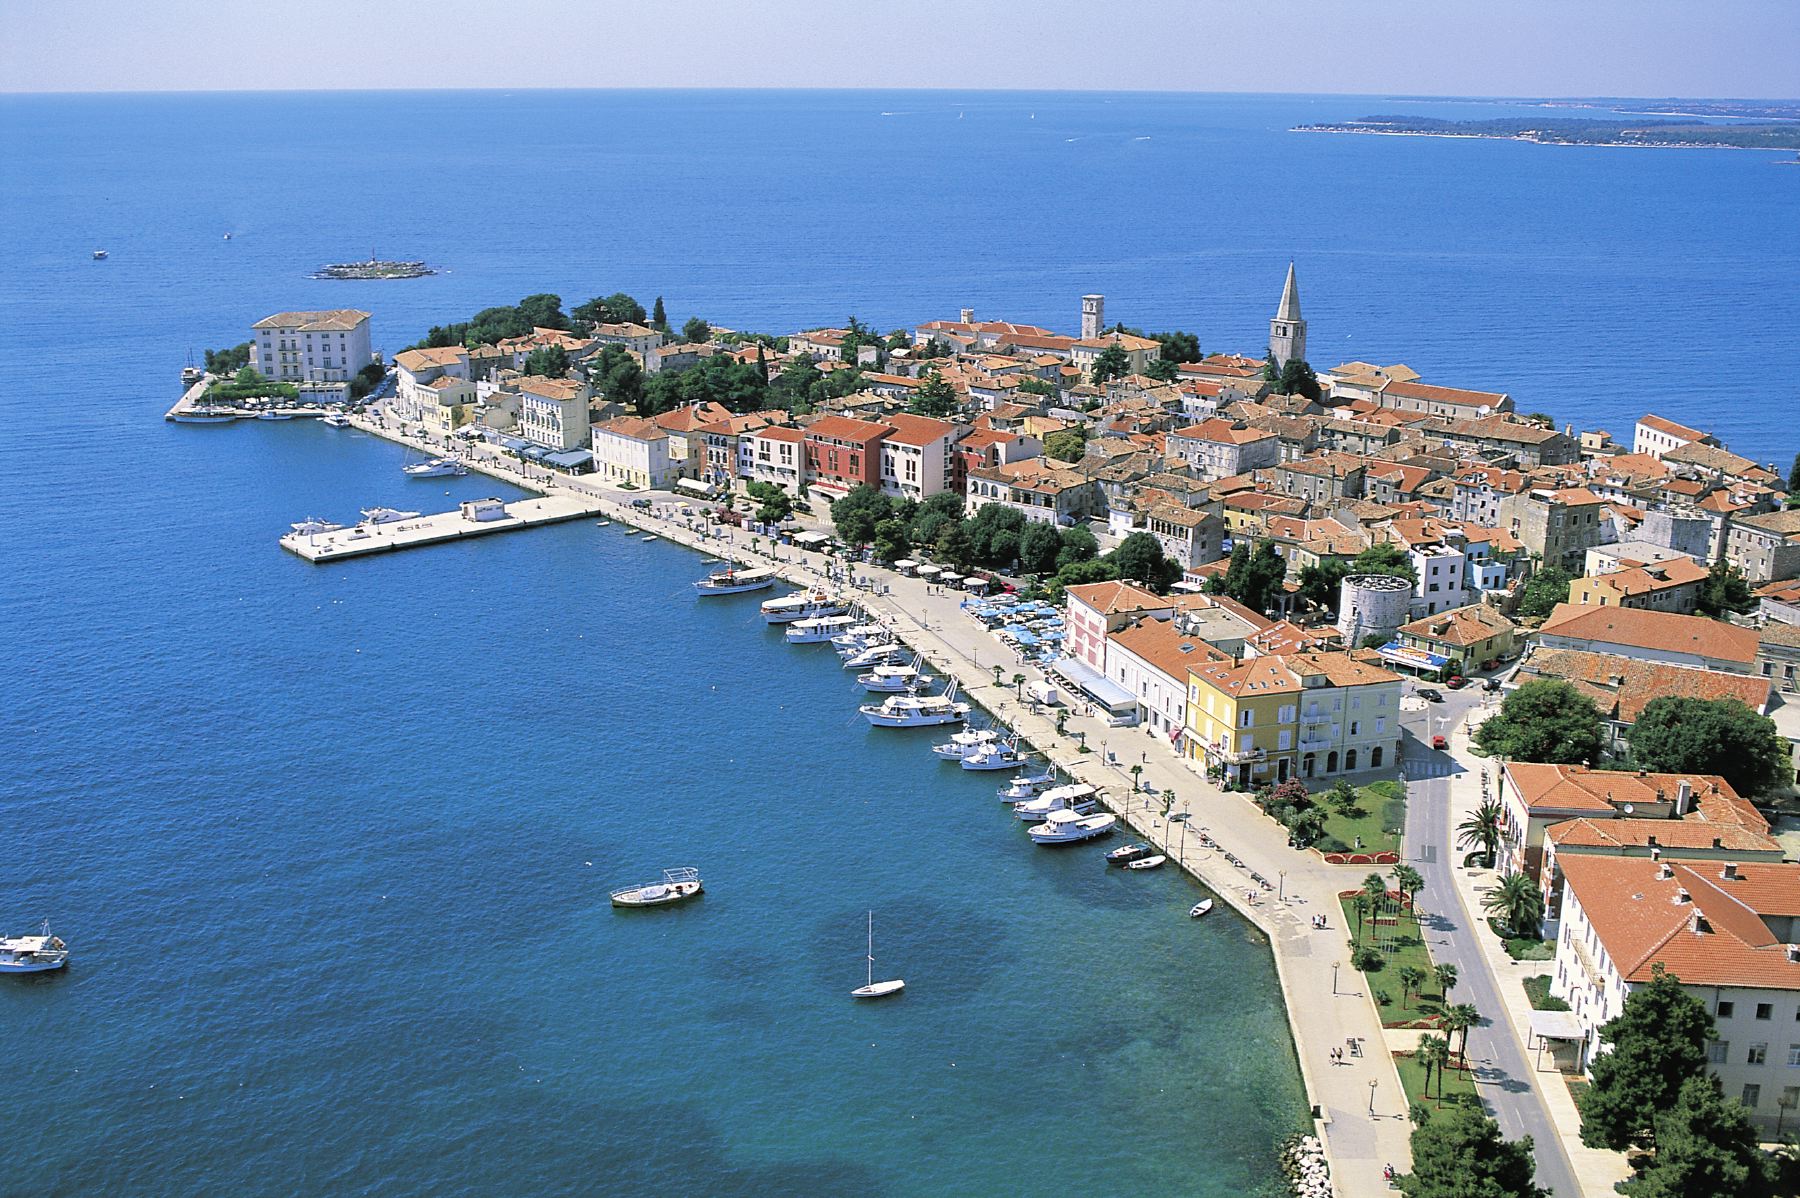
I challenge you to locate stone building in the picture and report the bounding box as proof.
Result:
[1268,262,1306,368]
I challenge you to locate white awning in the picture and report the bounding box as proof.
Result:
[1528,1009,1584,1042]
[792,531,831,546]
[676,478,715,496]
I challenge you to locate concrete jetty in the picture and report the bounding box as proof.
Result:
[280,494,602,562]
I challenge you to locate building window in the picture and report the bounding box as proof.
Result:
[1787,1044,1800,1067]
[1708,1040,1730,1064]
[1750,1043,1770,1066]
[1719,1001,1735,1019]
[1743,1084,1762,1109]
[1759,1003,1775,1020]
[1240,710,1254,728]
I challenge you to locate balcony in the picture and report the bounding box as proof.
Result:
[1298,735,1333,752]
[1211,743,1265,765]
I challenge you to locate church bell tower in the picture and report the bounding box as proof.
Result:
[1269,262,1306,368]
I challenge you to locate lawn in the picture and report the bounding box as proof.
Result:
[1317,780,1407,855]
[1340,893,1449,1027]
[1522,975,1569,1011]
[1394,1049,1481,1112]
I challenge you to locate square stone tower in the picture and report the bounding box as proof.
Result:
[1081,294,1104,341]
[1269,263,1306,368]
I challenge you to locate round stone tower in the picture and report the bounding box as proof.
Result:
[1335,574,1413,648]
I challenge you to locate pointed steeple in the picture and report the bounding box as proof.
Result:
[1276,261,1302,322]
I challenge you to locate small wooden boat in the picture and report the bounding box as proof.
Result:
[850,911,904,999]
[1125,855,1166,871]
[1188,899,1215,918]
[611,866,703,908]
[1105,842,1155,866]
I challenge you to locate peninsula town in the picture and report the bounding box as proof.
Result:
[184,269,1800,1198]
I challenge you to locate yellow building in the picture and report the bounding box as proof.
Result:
[1184,651,1403,788]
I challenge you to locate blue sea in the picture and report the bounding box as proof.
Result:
[2,89,1797,1196]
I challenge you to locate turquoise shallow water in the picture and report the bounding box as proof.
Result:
[3,88,1797,1196]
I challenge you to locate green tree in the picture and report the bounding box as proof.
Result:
[203,342,252,375]
[1441,1003,1480,1070]
[1787,452,1800,498]
[771,357,824,413]
[1420,1033,1452,1100]
[1399,964,1428,1011]
[1392,863,1425,912]
[937,522,977,572]
[1433,962,1458,1002]
[965,504,1029,568]
[1044,426,1088,463]
[516,293,569,331]
[1056,524,1101,569]
[1090,342,1132,385]
[1628,696,1789,797]
[1110,531,1180,590]
[1457,797,1504,866]
[1154,329,1201,364]
[1397,1107,1547,1198]
[651,295,668,334]
[909,370,959,418]
[1517,566,1574,620]
[831,485,893,547]
[871,517,911,564]
[572,292,645,330]
[1213,541,1287,613]
[1298,557,1351,611]
[586,343,643,409]
[1621,1075,1777,1198]
[884,329,912,352]
[1144,357,1180,382]
[640,355,767,416]
[1696,558,1756,618]
[522,345,569,377]
[1472,679,1603,764]
[1017,375,1057,397]
[1482,872,1544,939]
[1362,873,1390,947]
[1018,522,1064,575]
[744,481,792,524]
[680,316,711,344]
[1274,357,1322,400]
[1580,964,1716,1152]
[1352,542,1420,587]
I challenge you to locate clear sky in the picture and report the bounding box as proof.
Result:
[3,0,1798,97]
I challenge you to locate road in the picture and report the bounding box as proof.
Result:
[1400,686,1583,1198]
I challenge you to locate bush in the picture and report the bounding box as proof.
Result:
[1523,975,1570,1011]
[1353,946,1385,972]
[1375,988,1392,1007]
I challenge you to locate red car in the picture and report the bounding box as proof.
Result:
[1445,675,1469,690]
[1431,735,1449,750]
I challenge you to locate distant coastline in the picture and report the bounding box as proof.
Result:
[1294,115,1800,152]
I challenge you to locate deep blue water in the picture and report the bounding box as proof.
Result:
[2,89,1798,1196]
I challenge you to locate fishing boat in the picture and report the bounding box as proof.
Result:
[1105,842,1156,866]
[0,922,68,973]
[961,736,1030,772]
[610,866,704,909]
[402,456,467,478]
[859,662,933,693]
[359,507,420,525]
[172,406,238,424]
[860,681,969,728]
[1026,810,1117,845]
[850,911,904,1000]
[996,769,1058,801]
[786,614,862,644]
[931,727,1000,760]
[1189,899,1215,918]
[290,517,344,536]
[692,564,778,595]
[841,642,908,671]
[1013,783,1100,822]
[1125,855,1167,871]
[760,590,847,625]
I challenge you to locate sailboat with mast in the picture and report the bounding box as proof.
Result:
[850,911,904,999]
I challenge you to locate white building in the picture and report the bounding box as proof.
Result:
[1552,855,1800,1132]
[588,321,664,358]
[878,414,961,502]
[591,416,678,490]
[1632,414,1714,460]
[392,346,470,424]
[251,309,374,400]
[1106,616,1229,738]
[516,376,592,451]
[749,425,806,493]
[1166,419,1281,482]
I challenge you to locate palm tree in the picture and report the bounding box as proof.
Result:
[1434,962,1459,1004]
[1420,1034,1453,1103]
[1417,1046,1436,1107]
[1392,863,1424,912]
[1457,798,1505,868]
[1442,1003,1480,1071]
[1161,788,1175,816]
[992,665,1004,687]
[1398,964,1427,1010]
[1351,894,1369,941]
[1483,872,1545,939]
[1012,672,1026,700]
[1362,873,1389,947]
[1130,764,1144,793]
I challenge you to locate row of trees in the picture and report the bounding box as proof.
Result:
[1471,680,1790,795]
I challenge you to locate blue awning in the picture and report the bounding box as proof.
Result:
[1051,656,1138,710]
[544,449,593,467]
[497,436,531,451]
[1377,641,1450,670]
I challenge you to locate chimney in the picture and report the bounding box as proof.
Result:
[1657,861,1673,880]
[1648,836,1660,849]
[1676,778,1693,814]
[1788,944,1800,963]
[1712,837,1724,850]
[960,308,974,325]
[1690,911,1711,935]
[1674,887,1692,905]
[1722,863,1741,881]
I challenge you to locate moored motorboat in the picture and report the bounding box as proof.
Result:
[841,642,908,670]
[693,565,778,595]
[760,589,846,625]
[1105,842,1156,866]
[256,411,296,421]
[931,727,999,760]
[828,624,887,651]
[172,406,238,424]
[860,681,969,728]
[360,507,420,525]
[786,614,862,644]
[0,922,68,973]
[961,736,1030,771]
[1125,855,1167,871]
[996,769,1058,800]
[403,456,466,477]
[290,516,344,536]
[859,662,933,693]
[1013,783,1100,822]
[1189,899,1215,918]
[321,412,353,428]
[610,866,704,909]
[1026,810,1117,845]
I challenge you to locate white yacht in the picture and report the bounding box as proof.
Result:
[760,590,846,625]
[403,456,467,478]
[859,662,933,693]
[692,565,778,595]
[841,642,908,671]
[0,922,68,973]
[1013,783,1100,822]
[610,866,704,909]
[786,614,862,644]
[1026,809,1117,845]
[860,681,969,728]
[996,769,1058,801]
[931,728,1001,760]
[321,412,353,428]
[962,737,1031,772]
[360,507,420,525]
[829,624,887,651]
[290,516,344,536]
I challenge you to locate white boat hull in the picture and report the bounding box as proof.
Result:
[851,979,905,999]
[862,709,968,728]
[962,752,1028,772]
[1014,798,1099,821]
[1027,813,1117,844]
[861,675,930,693]
[1189,900,1215,918]
[0,958,66,973]
[693,575,777,595]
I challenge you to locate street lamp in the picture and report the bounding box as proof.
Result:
[1368,1078,1378,1114]
[1332,959,1341,995]
[1278,870,1287,901]
[1171,811,1190,861]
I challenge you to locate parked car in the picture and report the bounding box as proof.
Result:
[1417,687,1445,703]
[1431,734,1449,750]
[1482,677,1502,693]
[1445,675,1469,690]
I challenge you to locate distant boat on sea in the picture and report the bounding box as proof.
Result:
[91,249,107,260]
[850,911,904,999]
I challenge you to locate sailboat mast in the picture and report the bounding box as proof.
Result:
[866,910,875,987]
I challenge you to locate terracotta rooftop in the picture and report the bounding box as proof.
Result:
[1538,604,1759,667]
[1109,616,1231,682]
[1504,762,1740,815]
[1516,648,1771,722]
[1065,580,1166,615]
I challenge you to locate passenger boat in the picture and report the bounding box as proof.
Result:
[1026,810,1117,845]
[1189,899,1215,918]
[760,590,846,625]
[1013,783,1100,822]
[0,922,69,973]
[860,681,969,728]
[610,866,704,909]
[841,642,908,671]
[360,507,420,525]
[692,565,778,595]
[403,456,467,478]
[931,727,1000,760]
[850,911,904,1000]
[1125,855,1167,871]
[786,614,862,644]
[860,662,933,693]
[961,736,1030,772]
[1105,842,1156,866]
[172,406,238,424]
[996,769,1058,800]
[290,516,344,536]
